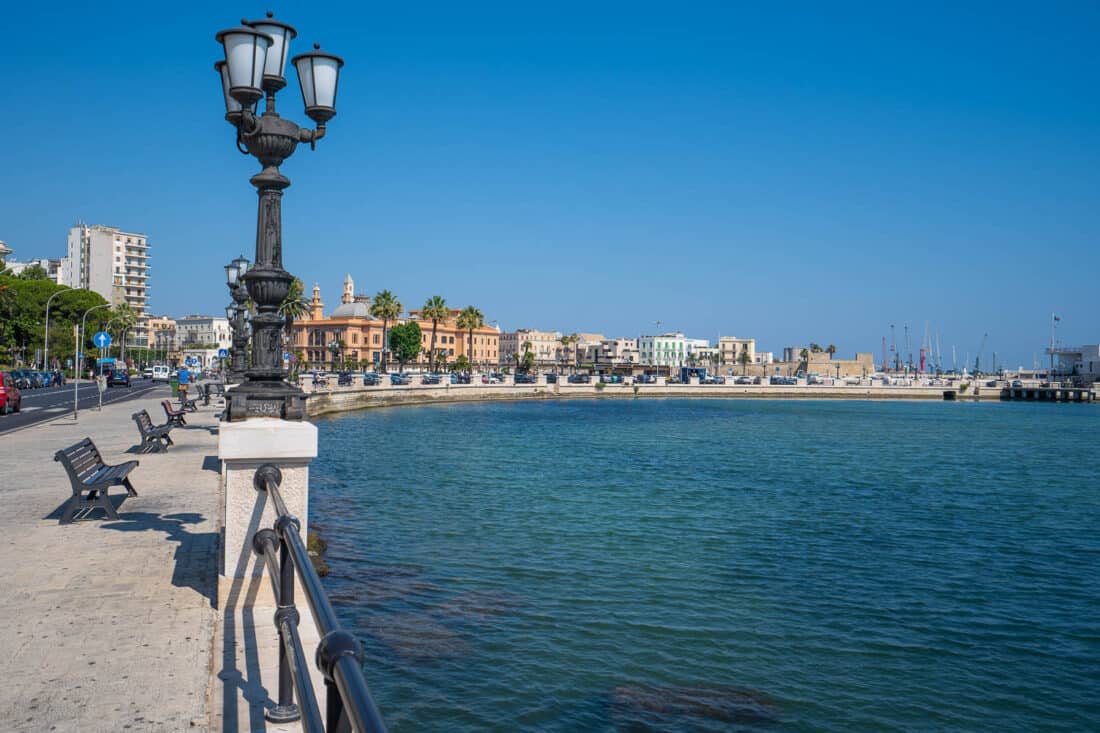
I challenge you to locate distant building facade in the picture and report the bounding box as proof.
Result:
[719,337,756,366]
[1049,345,1100,381]
[4,257,64,283]
[639,332,691,367]
[289,275,500,369]
[175,315,231,350]
[62,224,150,345]
[501,328,563,367]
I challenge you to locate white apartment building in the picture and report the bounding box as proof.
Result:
[501,328,563,366]
[587,337,639,366]
[175,315,231,350]
[639,332,689,367]
[63,224,150,344]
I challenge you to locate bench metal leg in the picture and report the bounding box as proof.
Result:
[59,495,82,525]
[94,489,120,520]
[122,478,138,497]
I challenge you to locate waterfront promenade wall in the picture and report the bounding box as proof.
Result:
[303,380,1006,418]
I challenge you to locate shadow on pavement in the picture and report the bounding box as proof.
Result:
[100,511,218,607]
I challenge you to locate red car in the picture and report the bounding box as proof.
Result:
[0,371,23,415]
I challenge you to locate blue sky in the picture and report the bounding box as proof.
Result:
[2,1,1098,368]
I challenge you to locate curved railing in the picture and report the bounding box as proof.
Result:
[251,464,388,732]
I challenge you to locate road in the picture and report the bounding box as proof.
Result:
[0,379,170,435]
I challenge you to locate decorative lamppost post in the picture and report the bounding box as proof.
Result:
[224,254,252,381]
[215,13,344,421]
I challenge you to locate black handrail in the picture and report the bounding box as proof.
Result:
[252,464,389,733]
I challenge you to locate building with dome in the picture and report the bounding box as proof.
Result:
[289,274,500,370]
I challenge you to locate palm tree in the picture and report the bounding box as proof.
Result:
[738,349,751,376]
[369,290,402,372]
[279,277,310,337]
[558,333,578,374]
[799,347,809,375]
[456,305,484,371]
[826,344,837,358]
[110,303,138,365]
[421,295,449,372]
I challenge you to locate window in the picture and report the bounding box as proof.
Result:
[372,334,380,345]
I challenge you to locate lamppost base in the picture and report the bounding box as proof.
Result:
[224,380,308,421]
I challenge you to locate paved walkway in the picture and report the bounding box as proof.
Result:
[0,394,222,731]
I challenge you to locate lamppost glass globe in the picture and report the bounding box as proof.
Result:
[291,44,345,124]
[244,11,297,92]
[215,26,274,106]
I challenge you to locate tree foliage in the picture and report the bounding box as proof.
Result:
[0,276,109,367]
[388,321,422,370]
[15,264,50,280]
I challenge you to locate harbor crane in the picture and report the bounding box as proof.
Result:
[974,333,988,374]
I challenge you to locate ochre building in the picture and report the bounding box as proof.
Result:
[289,275,500,370]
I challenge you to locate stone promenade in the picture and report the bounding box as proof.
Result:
[0,390,220,731]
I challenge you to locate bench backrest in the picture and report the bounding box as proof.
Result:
[54,438,106,485]
[133,409,155,434]
[162,399,183,416]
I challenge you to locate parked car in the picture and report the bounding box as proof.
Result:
[107,369,131,387]
[421,374,442,385]
[450,372,471,385]
[544,373,558,383]
[635,374,657,384]
[704,376,726,385]
[142,367,154,380]
[337,372,355,386]
[481,374,502,384]
[567,374,591,384]
[362,373,381,386]
[390,373,413,385]
[734,376,753,385]
[0,372,23,414]
[152,365,171,382]
[514,373,536,384]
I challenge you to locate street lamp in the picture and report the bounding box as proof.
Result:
[215,12,344,421]
[74,303,112,420]
[43,286,73,370]
[224,254,251,380]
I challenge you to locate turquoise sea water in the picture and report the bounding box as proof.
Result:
[311,399,1100,732]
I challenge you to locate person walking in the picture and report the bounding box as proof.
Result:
[178,365,191,403]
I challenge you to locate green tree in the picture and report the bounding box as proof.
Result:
[369,289,402,372]
[559,333,578,373]
[456,305,484,371]
[738,349,751,375]
[421,295,449,371]
[451,354,471,373]
[279,277,310,339]
[826,344,837,358]
[388,321,422,371]
[15,264,50,281]
[521,340,536,373]
[109,303,138,364]
[798,347,810,375]
[0,275,109,367]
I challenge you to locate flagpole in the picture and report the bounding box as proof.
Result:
[1050,312,1055,377]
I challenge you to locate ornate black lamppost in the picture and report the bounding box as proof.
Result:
[224,254,252,381]
[215,13,344,421]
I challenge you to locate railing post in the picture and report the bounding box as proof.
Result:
[267,513,302,723]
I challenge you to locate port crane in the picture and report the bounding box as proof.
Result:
[974,333,988,374]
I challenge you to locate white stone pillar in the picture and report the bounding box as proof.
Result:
[219,419,319,579]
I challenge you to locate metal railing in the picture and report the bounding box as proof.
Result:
[251,464,388,733]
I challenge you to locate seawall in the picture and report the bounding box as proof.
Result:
[303,381,1004,418]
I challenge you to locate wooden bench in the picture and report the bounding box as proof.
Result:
[162,399,188,427]
[133,409,174,452]
[180,394,199,412]
[53,438,139,524]
[203,382,226,406]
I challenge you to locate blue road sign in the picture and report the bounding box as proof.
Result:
[283,352,291,361]
[93,331,112,349]
[186,357,199,366]
[218,348,229,359]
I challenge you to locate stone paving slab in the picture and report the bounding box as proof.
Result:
[0,392,221,732]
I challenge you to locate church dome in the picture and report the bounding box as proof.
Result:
[331,301,373,319]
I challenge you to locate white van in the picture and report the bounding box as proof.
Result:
[152,365,170,383]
